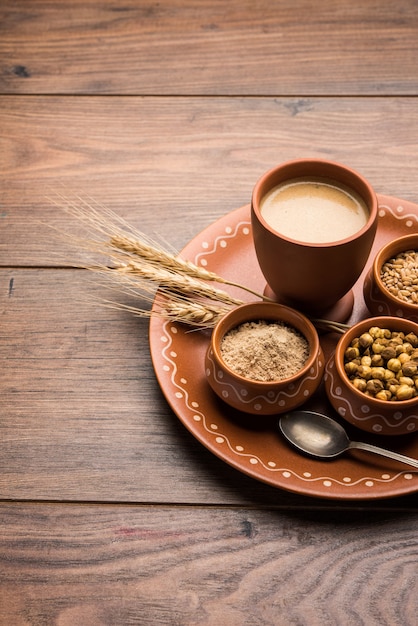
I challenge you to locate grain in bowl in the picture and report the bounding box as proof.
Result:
[205,302,324,416]
[363,234,418,322]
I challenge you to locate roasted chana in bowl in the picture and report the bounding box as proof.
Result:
[325,316,418,435]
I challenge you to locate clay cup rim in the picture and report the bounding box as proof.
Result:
[251,158,378,247]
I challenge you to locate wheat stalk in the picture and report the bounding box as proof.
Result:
[48,190,268,301]
[47,190,351,334]
[109,234,222,281]
[114,259,243,306]
[109,233,269,301]
[96,295,229,328]
[158,299,229,327]
[82,262,237,327]
[310,318,350,334]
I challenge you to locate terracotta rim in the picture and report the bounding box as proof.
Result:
[211,301,320,387]
[252,158,378,247]
[334,315,418,409]
[372,233,418,310]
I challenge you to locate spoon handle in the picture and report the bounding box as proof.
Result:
[349,441,418,469]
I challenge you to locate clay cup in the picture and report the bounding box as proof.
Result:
[251,159,378,320]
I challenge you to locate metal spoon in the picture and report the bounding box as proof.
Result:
[278,410,418,469]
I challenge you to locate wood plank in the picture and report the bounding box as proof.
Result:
[0,503,417,625]
[1,0,418,95]
[2,95,418,266]
[0,267,417,507]
[0,266,316,505]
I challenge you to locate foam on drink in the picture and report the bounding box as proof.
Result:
[260,177,369,244]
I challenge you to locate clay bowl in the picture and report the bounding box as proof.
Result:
[363,233,418,323]
[205,301,325,416]
[324,316,418,435]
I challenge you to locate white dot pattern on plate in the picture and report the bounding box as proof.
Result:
[164,305,418,488]
[162,330,417,489]
[194,220,252,269]
[153,208,418,498]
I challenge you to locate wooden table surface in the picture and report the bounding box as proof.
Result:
[1,1,417,624]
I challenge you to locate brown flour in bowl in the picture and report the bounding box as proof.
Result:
[220,320,309,382]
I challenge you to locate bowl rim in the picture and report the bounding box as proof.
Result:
[210,301,321,387]
[372,233,418,310]
[333,315,418,408]
[251,158,378,248]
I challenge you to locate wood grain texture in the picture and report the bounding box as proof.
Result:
[1,0,418,95]
[0,503,417,626]
[2,95,418,266]
[1,1,418,622]
[0,267,417,508]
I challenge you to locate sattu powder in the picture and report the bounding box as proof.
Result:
[220,320,309,382]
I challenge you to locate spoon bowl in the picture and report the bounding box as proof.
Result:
[279,410,418,468]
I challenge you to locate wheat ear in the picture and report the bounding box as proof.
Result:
[48,190,267,301]
[109,233,270,301]
[115,260,244,306]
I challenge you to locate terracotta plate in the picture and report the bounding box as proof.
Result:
[149,195,418,500]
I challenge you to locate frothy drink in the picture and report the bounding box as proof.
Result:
[260,177,369,244]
